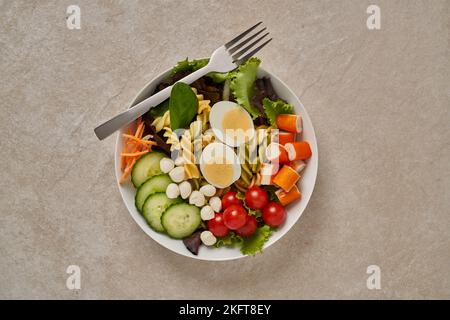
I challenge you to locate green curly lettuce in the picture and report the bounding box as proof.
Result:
[172,58,209,75]
[215,226,272,256]
[215,232,243,248]
[207,71,229,83]
[236,191,262,218]
[229,57,262,118]
[240,225,272,255]
[172,58,229,83]
[262,98,295,126]
[236,191,245,201]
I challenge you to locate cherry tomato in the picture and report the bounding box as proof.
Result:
[221,191,242,209]
[223,205,248,230]
[207,213,229,237]
[245,186,269,210]
[236,215,258,237]
[262,202,286,227]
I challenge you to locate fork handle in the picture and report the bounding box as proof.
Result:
[94,65,213,140]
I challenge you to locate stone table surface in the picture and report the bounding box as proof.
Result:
[1,0,449,299]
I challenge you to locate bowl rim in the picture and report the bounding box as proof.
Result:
[114,64,319,261]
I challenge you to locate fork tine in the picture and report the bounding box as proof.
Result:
[224,21,263,49]
[231,32,270,60]
[233,38,272,64]
[228,27,267,55]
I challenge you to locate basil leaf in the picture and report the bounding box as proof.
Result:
[169,82,198,130]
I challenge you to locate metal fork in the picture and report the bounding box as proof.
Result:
[94,22,272,140]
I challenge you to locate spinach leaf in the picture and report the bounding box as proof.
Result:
[169,82,198,130]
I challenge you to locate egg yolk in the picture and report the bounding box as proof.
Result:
[222,107,253,142]
[203,158,234,187]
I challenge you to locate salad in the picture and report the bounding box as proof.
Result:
[119,57,312,256]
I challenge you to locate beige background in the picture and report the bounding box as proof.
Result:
[1,0,449,299]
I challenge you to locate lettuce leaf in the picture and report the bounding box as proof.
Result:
[172,58,209,75]
[240,225,272,255]
[172,58,229,83]
[215,226,273,255]
[229,57,262,118]
[236,191,245,201]
[236,191,262,218]
[215,232,243,248]
[262,98,294,126]
[207,71,229,83]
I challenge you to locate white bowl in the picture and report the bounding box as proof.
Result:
[115,66,318,261]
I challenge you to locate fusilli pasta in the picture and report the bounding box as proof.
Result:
[180,131,200,179]
[163,126,180,151]
[151,110,170,132]
[202,128,215,147]
[193,87,212,131]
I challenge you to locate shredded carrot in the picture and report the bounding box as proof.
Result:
[119,118,159,184]
[126,140,152,152]
[137,126,144,139]
[119,158,136,184]
[122,134,157,145]
[121,150,149,157]
[136,117,142,129]
[135,122,145,139]
[121,128,133,171]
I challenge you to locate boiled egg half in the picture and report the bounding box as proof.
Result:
[209,101,255,147]
[199,142,241,188]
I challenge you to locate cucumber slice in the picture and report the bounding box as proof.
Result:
[131,152,167,188]
[161,203,201,239]
[135,174,172,212]
[142,193,180,233]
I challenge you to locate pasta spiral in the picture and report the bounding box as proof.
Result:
[180,130,200,179]
[189,120,202,141]
[202,128,215,147]
[151,110,170,133]
[193,87,212,132]
[234,138,263,192]
[163,126,180,151]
